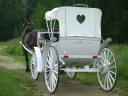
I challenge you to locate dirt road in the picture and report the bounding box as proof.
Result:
[0,46,119,96]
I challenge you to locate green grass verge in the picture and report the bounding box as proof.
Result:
[1,38,128,95]
[109,44,128,79]
[0,67,35,96]
[0,37,31,65]
[75,72,128,96]
[2,38,128,80]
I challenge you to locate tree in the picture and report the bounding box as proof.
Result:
[30,0,60,29]
[30,0,128,43]
[0,0,26,41]
[26,0,39,20]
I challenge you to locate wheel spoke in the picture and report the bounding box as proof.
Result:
[49,75,52,90]
[46,72,50,81]
[108,72,115,82]
[53,72,57,83]
[101,75,105,84]
[104,75,107,88]
[110,59,115,64]
[108,53,112,62]
[46,69,50,73]
[99,73,104,82]
[53,70,58,74]
[32,62,36,65]
[46,63,50,68]
[108,73,112,87]
[53,64,58,69]
[100,59,104,65]
[47,51,51,60]
[46,58,50,65]
[53,77,56,90]
[109,66,116,69]
[106,74,110,89]
[106,75,108,88]
[103,51,106,59]
[109,70,116,75]
[106,50,109,60]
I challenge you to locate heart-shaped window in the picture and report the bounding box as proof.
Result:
[76,15,85,24]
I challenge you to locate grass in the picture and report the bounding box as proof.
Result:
[75,72,128,96]
[2,38,128,80]
[0,67,35,96]
[0,38,24,56]
[0,38,31,65]
[0,38,35,96]
[109,44,128,79]
[1,38,128,95]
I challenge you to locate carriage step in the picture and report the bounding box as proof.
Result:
[60,68,99,72]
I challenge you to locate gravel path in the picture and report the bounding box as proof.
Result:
[0,46,119,96]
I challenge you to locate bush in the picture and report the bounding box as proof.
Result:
[6,45,24,56]
[109,44,128,79]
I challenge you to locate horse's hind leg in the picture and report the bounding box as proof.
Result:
[22,47,29,72]
[25,51,29,72]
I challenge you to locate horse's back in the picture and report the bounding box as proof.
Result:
[24,31,37,48]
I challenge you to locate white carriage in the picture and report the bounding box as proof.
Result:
[30,5,118,93]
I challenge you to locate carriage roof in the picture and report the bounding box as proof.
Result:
[45,6,102,38]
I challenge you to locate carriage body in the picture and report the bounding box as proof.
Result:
[40,7,102,66]
[30,5,118,93]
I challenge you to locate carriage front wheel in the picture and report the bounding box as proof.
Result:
[97,47,118,91]
[31,52,39,80]
[44,46,59,93]
[67,66,77,79]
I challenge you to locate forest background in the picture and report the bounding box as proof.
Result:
[0,0,128,44]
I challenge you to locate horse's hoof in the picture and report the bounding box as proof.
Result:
[26,69,30,72]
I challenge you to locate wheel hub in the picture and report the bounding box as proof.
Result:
[49,66,53,72]
[100,64,108,75]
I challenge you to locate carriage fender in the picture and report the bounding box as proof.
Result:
[34,47,43,72]
[99,38,112,52]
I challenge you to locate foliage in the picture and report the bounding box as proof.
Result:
[98,0,128,44]
[30,1,47,29]
[0,0,26,41]
[0,0,128,43]
[6,45,24,56]
[26,0,39,20]
[109,44,128,79]
[30,0,61,29]
[30,0,128,44]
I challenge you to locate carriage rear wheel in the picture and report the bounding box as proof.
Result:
[97,47,118,91]
[44,46,59,93]
[67,66,77,79]
[31,52,39,80]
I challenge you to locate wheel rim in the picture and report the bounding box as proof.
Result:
[97,48,118,91]
[44,47,59,93]
[67,66,77,79]
[31,53,39,80]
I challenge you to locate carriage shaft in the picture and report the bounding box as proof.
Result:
[20,42,33,54]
